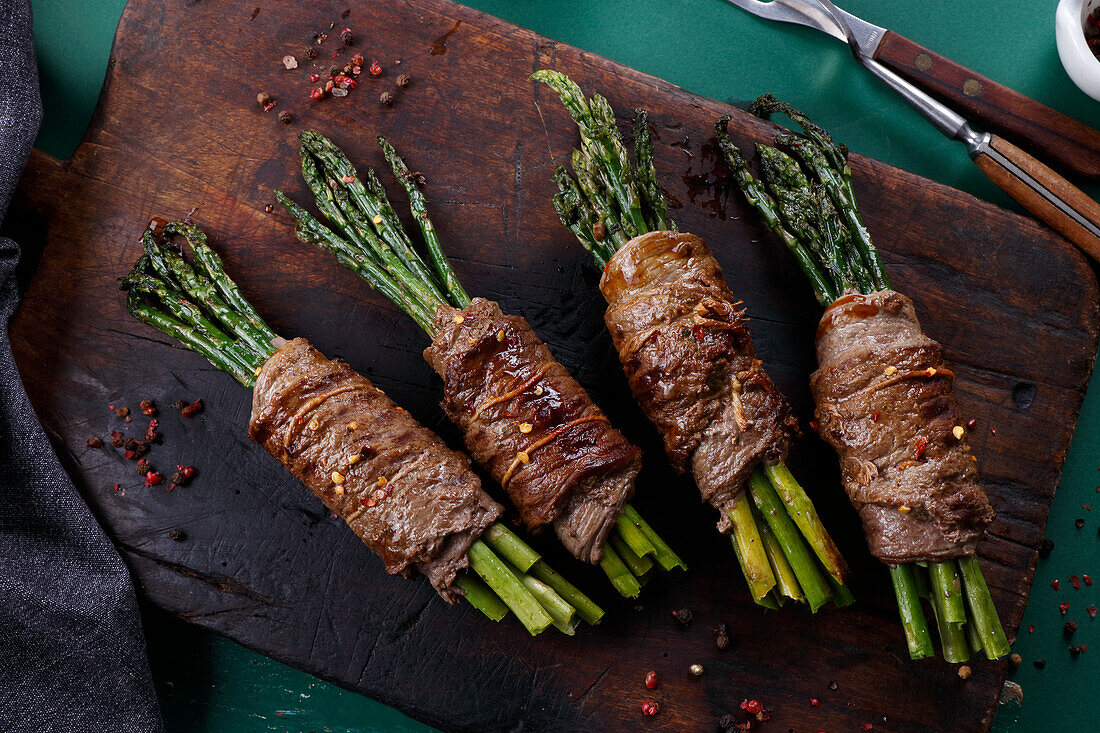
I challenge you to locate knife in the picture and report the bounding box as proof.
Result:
[726,0,1100,180]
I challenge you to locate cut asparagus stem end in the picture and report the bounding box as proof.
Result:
[826,573,856,608]
[747,470,832,612]
[609,531,655,580]
[468,540,553,635]
[889,564,936,660]
[728,498,777,602]
[482,522,541,573]
[924,565,970,664]
[929,560,967,625]
[958,555,1011,659]
[762,462,848,583]
[757,513,804,603]
[529,561,605,626]
[456,574,509,622]
[614,510,658,559]
[503,558,578,635]
[622,503,686,572]
[600,542,643,598]
[756,590,782,610]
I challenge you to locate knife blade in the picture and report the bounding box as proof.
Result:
[724,0,1100,179]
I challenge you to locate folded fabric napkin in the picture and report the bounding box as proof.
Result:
[0,2,163,730]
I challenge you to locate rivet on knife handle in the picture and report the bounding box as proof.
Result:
[971,134,1100,262]
[875,31,1100,180]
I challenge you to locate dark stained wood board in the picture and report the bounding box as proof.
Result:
[7,0,1099,730]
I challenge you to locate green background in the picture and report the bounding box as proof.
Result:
[26,0,1098,730]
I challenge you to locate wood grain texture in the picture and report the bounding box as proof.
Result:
[7,1,1099,731]
[974,134,1100,260]
[875,30,1100,179]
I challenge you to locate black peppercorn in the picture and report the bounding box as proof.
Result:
[1039,538,1054,557]
[1065,621,1078,637]
[396,73,411,89]
[86,436,102,448]
[1075,517,1086,528]
[278,110,292,124]
[380,92,395,107]
[168,529,186,542]
[304,46,318,60]
[1033,659,1046,669]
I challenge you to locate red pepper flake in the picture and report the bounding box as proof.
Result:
[309,73,320,82]
[341,175,355,183]
[369,60,383,76]
[1088,605,1097,618]
[1071,575,1082,590]
[809,698,820,707]
[112,483,121,492]
[740,699,762,715]
[1028,624,1035,633]
[140,399,157,416]
[1085,575,1093,586]
[144,419,161,444]
[966,418,977,429]
[144,471,164,487]
[808,419,819,432]
[691,324,706,342]
[1060,601,1071,615]
[913,435,929,460]
[1051,579,1060,590]
[644,671,658,689]
[870,411,880,422]
[641,700,659,716]
[862,724,874,731]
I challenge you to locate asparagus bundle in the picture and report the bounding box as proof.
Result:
[276,133,685,599]
[716,96,1010,661]
[121,220,605,635]
[533,70,852,613]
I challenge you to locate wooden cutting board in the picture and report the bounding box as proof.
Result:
[8,0,1098,730]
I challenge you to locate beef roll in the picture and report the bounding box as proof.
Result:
[250,338,502,602]
[601,231,799,532]
[811,291,994,564]
[424,298,641,564]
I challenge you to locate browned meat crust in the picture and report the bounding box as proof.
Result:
[249,338,502,602]
[424,298,640,563]
[811,290,994,563]
[601,231,798,532]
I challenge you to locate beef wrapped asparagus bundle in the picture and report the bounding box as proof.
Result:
[121,220,605,635]
[276,133,684,599]
[534,70,851,613]
[716,96,1009,661]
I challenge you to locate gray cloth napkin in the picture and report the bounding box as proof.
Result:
[0,2,163,730]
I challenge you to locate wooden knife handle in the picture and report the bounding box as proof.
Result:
[875,31,1100,180]
[973,134,1100,261]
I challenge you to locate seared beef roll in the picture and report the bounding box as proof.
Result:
[251,338,503,600]
[425,299,641,563]
[811,291,994,563]
[601,231,799,532]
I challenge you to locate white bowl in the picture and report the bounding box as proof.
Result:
[1057,0,1100,101]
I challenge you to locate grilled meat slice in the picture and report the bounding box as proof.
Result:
[601,231,798,532]
[250,338,502,601]
[811,291,994,563]
[425,298,640,564]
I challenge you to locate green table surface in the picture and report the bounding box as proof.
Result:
[27,0,1099,730]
